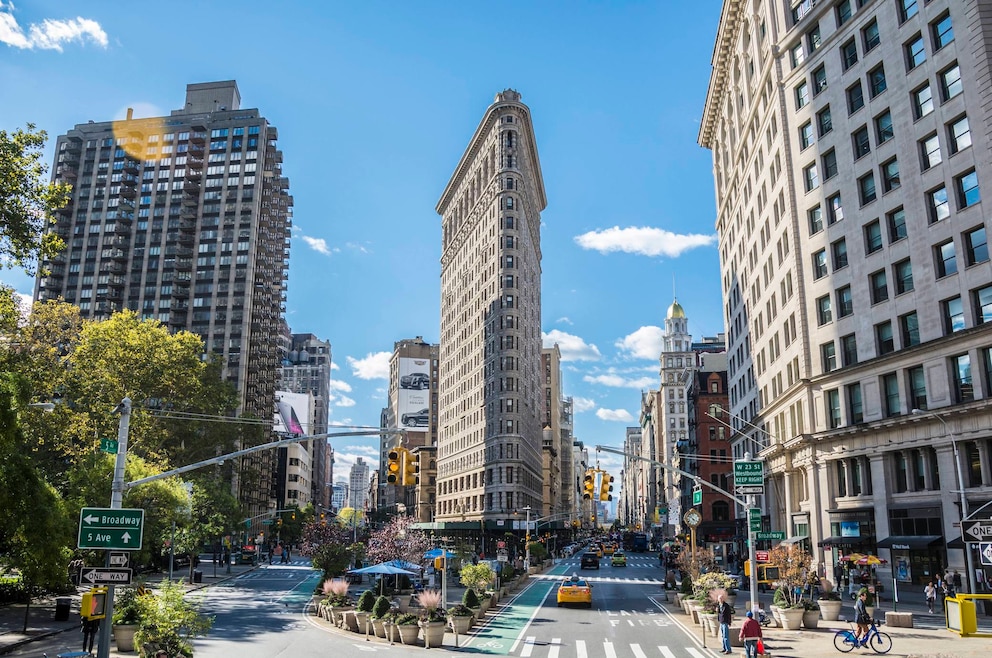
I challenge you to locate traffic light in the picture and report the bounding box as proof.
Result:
[599,473,614,501]
[583,469,596,500]
[402,449,419,486]
[386,448,402,484]
[320,512,326,526]
[291,512,296,521]
[277,517,282,527]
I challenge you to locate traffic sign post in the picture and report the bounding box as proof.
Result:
[78,507,145,550]
[962,519,992,543]
[735,460,764,489]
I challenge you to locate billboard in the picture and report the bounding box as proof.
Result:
[398,357,430,432]
[274,391,313,437]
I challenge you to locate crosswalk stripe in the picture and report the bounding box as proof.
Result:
[631,643,647,658]
[576,639,587,658]
[604,640,617,658]
[549,638,561,658]
[521,636,537,657]
[685,649,707,658]
[658,647,677,658]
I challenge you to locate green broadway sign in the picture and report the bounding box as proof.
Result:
[755,531,786,541]
[78,507,144,550]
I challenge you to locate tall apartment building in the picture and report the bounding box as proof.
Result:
[36,81,292,519]
[279,333,333,508]
[349,458,369,511]
[701,0,992,586]
[435,90,547,527]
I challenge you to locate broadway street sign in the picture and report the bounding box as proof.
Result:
[81,567,133,585]
[78,508,145,550]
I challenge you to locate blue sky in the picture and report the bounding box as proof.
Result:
[0,1,725,479]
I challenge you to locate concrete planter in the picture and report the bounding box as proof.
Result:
[371,618,387,637]
[420,620,446,648]
[450,614,474,634]
[818,599,842,621]
[396,623,420,644]
[779,607,804,630]
[700,613,719,637]
[802,610,820,629]
[112,624,139,652]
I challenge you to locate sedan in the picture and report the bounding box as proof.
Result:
[557,576,593,607]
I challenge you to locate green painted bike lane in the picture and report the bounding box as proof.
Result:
[458,561,573,655]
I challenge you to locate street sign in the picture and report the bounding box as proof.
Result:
[755,531,786,541]
[497,554,509,562]
[108,552,129,567]
[692,487,702,506]
[749,508,762,532]
[735,460,764,488]
[755,550,769,562]
[261,519,273,525]
[980,543,992,566]
[736,485,765,495]
[81,567,133,585]
[99,438,118,454]
[77,507,145,550]
[497,540,506,549]
[962,519,992,542]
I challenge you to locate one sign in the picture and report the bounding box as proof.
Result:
[737,485,765,495]
[756,550,769,563]
[734,460,764,487]
[962,519,992,542]
[109,552,129,567]
[81,567,133,585]
[749,508,762,532]
[755,531,786,541]
[497,554,509,562]
[99,438,118,454]
[77,508,145,550]
[692,487,702,506]
[980,543,992,566]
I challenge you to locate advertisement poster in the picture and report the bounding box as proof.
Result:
[840,521,861,537]
[398,357,430,432]
[274,391,312,436]
[895,556,911,583]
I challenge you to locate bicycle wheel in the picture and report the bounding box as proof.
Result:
[833,630,856,653]
[868,631,892,654]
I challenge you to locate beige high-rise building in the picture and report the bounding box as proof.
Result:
[701,0,992,588]
[435,90,547,526]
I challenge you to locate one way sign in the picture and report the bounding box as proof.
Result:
[962,519,992,542]
[80,567,132,585]
[981,543,992,567]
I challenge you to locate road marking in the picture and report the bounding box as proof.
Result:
[520,636,537,657]
[658,647,677,658]
[604,640,617,658]
[631,643,647,658]
[549,637,561,658]
[507,577,558,653]
[576,639,587,658]
[686,649,707,658]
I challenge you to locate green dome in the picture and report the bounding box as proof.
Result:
[667,299,685,319]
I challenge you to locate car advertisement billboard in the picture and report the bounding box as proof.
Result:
[398,357,430,432]
[274,391,312,437]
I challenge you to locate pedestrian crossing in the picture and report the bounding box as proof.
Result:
[532,573,664,585]
[509,636,710,658]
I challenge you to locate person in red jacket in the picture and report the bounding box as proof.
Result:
[739,610,763,658]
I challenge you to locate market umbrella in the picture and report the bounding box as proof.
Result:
[348,562,420,595]
[854,555,887,566]
[424,548,456,559]
[384,559,422,572]
[839,553,867,563]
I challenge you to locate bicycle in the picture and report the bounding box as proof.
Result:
[833,619,892,654]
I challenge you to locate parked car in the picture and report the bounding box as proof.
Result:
[401,408,429,426]
[400,372,430,390]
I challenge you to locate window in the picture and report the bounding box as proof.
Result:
[952,354,974,403]
[932,13,954,50]
[974,285,992,324]
[842,39,858,70]
[956,170,980,208]
[796,81,810,110]
[822,342,837,373]
[882,158,900,192]
[837,285,854,317]
[883,372,901,417]
[813,249,828,278]
[847,82,865,113]
[899,0,918,22]
[875,111,893,144]
[828,193,844,224]
[928,186,950,223]
[799,122,814,149]
[877,321,895,354]
[943,296,965,334]
[965,226,989,265]
[809,205,823,235]
[869,65,887,97]
[827,389,841,428]
[940,64,962,101]
[859,172,877,205]
[908,366,928,411]
[817,106,833,136]
[853,126,870,158]
[847,383,864,423]
[862,19,880,51]
[803,163,819,191]
[900,311,920,347]
[836,0,852,26]
[864,220,883,254]
[888,207,908,241]
[920,133,941,170]
[813,66,827,95]
[935,240,957,278]
[822,149,838,179]
[807,24,822,52]
[906,35,926,69]
[842,333,858,365]
[817,295,832,325]
[832,238,849,269]
[894,259,914,294]
[790,42,805,68]
[948,116,972,154]
[870,269,889,303]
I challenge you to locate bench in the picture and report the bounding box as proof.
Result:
[884,611,913,628]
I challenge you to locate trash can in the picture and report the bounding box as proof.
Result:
[193,570,203,584]
[54,596,71,621]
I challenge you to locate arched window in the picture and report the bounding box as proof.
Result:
[712,500,730,521]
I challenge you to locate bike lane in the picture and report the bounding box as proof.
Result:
[458,561,572,655]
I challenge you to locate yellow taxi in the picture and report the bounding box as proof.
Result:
[603,543,616,556]
[592,543,604,558]
[557,574,593,608]
[611,551,627,567]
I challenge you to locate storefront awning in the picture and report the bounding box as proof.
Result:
[876,535,942,550]
[819,535,875,547]
[780,535,809,545]
[947,536,966,549]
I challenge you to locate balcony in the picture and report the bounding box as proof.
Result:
[118,198,135,212]
[181,193,199,207]
[187,155,203,170]
[56,164,78,179]
[190,131,206,145]
[122,158,140,175]
[119,185,136,200]
[183,181,200,195]
[172,285,190,298]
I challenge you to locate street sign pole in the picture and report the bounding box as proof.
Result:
[96,398,130,658]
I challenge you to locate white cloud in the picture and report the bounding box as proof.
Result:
[0,5,107,51]
[328,418,354,427]
[302,235,334,255]
[332,449,378,474]
[596,408,634,422]
[347,352,392,380]
[329,379,352,393]
[335,395,356,408]
[346,242,371,254]
[572,397,596,413]
[574,226,716,258]
[331,361,340,370]
[584,373,655,389]
[556,316,573,325]
[616,326,664,360]
[542,329,601,362]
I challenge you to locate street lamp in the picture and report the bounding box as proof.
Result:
[522,506,532,571]
[912,409,977,594]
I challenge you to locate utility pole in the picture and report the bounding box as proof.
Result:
[523,506,532,571]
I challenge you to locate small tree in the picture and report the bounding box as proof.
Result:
[766,544,812,609]
[527,541,548,563]
[356,590,376,613]
[372,595,392,619]
[459,563,496,594]
[462,587,480,609]
[674,546,717,593]
[133,580,212,657]
[364,514,431,566]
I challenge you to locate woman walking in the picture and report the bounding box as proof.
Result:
[924,581,936,614]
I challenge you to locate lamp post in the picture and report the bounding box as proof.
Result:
[523,506,532,571]
[912,409,978,594]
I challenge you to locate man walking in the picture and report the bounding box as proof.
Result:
[717,593,733,654]
[739,610,762,658]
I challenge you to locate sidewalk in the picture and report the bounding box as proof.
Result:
[0,557,258,656]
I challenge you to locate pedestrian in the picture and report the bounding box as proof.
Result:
[273,542,283,564]
[924,580,936,613]
[717,593,733,654]
[739,610,762,658]
[283,545,291,563]
[952,569,962,592]
[81,615,100,653]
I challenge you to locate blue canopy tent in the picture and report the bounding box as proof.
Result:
[423,548,456,559]
[348,562,420,594]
